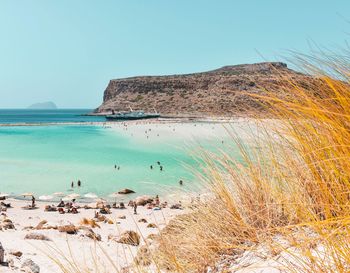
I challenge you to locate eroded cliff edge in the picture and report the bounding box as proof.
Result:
[95,62,313,117]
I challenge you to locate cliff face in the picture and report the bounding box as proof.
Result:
[95,62,313,117]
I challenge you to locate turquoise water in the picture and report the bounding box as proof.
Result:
[0,125,198,199]
[0,110,239,200]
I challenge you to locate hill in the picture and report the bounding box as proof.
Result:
[95,62,315,117]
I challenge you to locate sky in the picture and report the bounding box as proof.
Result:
[0,1,350,108]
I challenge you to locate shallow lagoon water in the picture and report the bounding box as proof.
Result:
[0,124,201,198]
[0,110,246,200]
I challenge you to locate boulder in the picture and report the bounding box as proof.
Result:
[9,251,22,258]
[134,195,153,206]
[116,231,140,246]
[24,232,51,241]
[1,219,15,230]
[118,188,135,194]
[21,259,40,273]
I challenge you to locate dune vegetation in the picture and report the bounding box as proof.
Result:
[147,53,350,272]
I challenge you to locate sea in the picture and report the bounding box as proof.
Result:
[0,109,226,201]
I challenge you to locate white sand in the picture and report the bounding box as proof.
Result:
[0,198,185,273]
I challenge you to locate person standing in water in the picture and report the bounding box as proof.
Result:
[77,180,81,187]
[71,181,74,188]
[160,166,163,171]
[31,196,36,208]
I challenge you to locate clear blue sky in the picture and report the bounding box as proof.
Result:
[0,1,349,108]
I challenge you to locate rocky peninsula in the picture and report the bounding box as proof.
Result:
[95,62,314,117]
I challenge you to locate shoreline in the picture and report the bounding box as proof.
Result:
[0,116,256,127]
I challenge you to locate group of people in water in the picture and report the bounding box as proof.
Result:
[71,180,82,188]
[150,161,163,171]
[113,160,185,185]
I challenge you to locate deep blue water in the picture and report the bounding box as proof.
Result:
[0,109,106,124]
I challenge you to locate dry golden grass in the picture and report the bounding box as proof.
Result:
[151,54,350,272]
[80,218,101,229]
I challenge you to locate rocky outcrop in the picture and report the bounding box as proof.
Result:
[95,62,314,117]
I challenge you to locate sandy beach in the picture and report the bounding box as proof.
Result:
[0,197,186,273]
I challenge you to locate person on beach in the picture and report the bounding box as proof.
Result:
[31,196,36,208]
[155,195,160,206]
[58,199,65,207]
[133,203,137,215]
[77,180,81,187]
[71,181,74,188]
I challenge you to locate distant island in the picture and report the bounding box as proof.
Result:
[27,101,57,109]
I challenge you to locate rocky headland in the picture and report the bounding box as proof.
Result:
[95,62,315,117]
